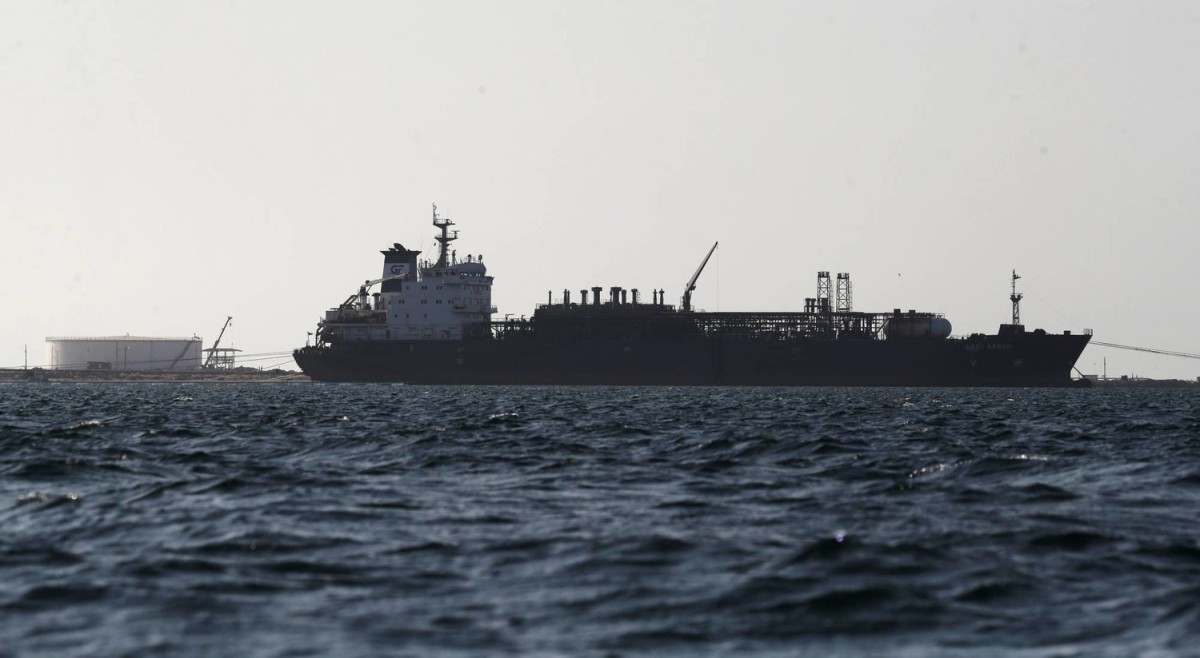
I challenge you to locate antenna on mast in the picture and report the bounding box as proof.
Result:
[1010,270,1023,325]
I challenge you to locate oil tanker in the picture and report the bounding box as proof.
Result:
[293,206,1091,386]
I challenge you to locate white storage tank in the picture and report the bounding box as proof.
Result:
[45,336,204,371]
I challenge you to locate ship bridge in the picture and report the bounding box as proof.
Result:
[443,260,487,277]
[314,205,496,345]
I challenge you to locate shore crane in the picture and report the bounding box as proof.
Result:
[203,316,233,369]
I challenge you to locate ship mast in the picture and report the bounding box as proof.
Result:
[432,203,458,268]
[1010,269,1023,325]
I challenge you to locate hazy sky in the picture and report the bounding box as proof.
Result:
[2,1,1199,378]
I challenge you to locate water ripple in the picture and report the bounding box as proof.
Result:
[1,383,1198,655]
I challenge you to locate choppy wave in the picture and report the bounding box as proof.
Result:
[2,383,1199,656]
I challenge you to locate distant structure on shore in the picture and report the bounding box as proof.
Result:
[45,336,203,371]
[201,316,239,369]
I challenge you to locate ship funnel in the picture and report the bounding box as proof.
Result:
[381,244,421,291]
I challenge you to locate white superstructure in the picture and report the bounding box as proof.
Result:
[45,336,203,371]
[316,205,496,345]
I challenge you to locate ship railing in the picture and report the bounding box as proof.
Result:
[450,299,499,314]
[690,311,898,341]
[485,316,534,339]
[325,311,386,325]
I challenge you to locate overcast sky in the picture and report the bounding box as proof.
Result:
[2,1,1198,379]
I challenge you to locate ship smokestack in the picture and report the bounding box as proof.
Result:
[381,244,421,292]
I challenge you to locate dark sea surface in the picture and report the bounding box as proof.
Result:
[2,383,1199,657]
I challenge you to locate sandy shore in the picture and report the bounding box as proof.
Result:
[0,368,309,383]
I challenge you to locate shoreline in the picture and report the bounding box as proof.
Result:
[0,368,309,383]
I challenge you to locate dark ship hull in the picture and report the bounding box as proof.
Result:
[294,331,1091,386]
[295,207,1091,387]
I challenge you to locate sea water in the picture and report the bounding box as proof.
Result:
[2,383,1199,657]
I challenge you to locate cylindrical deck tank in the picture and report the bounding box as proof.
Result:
[884,317,953,340]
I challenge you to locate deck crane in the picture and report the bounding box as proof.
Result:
[203,316,233,369]
[337,274,406,310]
[681,242,718,312]
[315,274,408,347]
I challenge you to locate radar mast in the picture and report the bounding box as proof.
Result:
[432,203,458,268]
[1010,269,1023,325]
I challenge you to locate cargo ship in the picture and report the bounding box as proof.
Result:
[293,206,1091,386]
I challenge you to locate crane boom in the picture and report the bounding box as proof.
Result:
[681,241,718,312]
[204,316,233,368]
[339,274,407,309]
[362,273,404,289]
